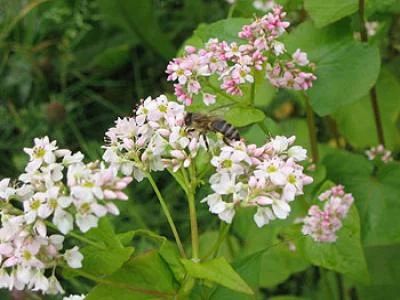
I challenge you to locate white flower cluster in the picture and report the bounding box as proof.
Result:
[365,144,393,164]
[0,136,132,294]
[103,95,205,180]
[201,136,312,226]
[0,196,83,293]
[20,137,132,234]
[302,185,354,243]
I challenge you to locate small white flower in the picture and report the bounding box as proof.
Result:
[0,178,15,201]
[288,146,307,161]
[254,207,275,227]
[272,41,286,56]
[46,275,65,294]
[64,246,83,269]
[292,49,309,66]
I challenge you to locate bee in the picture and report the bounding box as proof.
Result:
[184,112,240,145]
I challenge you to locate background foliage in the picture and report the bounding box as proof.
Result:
[0,0,399,299]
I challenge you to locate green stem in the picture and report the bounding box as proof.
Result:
[0,0,50,40]
[187,190,200,261]
[146,173,187,258]
[181,168,200,261]
[304,94,319,163]
[358,0,385,146]
[227,3,237,18]
[168,169,189,194]
[250,73,256,106]
[202,222,231,260]
[72,269,175,297]
[336,272,345,300]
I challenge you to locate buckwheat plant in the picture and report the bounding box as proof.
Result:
[301,185,354,243]
[166,6,316,105]
[0,3,375,299]
[0,137,131,295]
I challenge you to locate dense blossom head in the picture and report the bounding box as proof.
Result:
[103,95,206,180]
[0,137,132,294]
[0,213,82,294]
[301,185,354,243]
[202,136,312,226]
[166,6,316,106]
[365,144,393,164]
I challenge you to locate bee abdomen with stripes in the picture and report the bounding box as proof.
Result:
[211,119,240,141]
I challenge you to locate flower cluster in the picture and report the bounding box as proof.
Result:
[365,144,393,164]
[301,185,354,243]
[166,6,316,106]
[226,0,277,12]
[0,136,132,294]
[19,137,132,234]
[103,95,205,179]
[201,136,312,226]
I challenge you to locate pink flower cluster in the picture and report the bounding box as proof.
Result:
[0,212,81,294]
[166,6,316,106]
[201,136,313,226]
[365,144,393,163]
[103,95,206,179]
[302,185,354,243]
[0,137,132,294]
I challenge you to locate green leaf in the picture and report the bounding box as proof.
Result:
[232,211,310,288]
[299,206,369,283]
[198,231,240,261]
[224,106,265,127]
[241,117,280,145]
[254,70,276,108]
[367,0,398,14]
[334,68,400,150]
[159,241,186,283]
[210,251,264,299]
[86,250,178,300]
[279,118,311,152]
[97,0,175,59]
[270,297,308,300]
[116,229,186,283]
[78,219,134,277]
[284,21,381,116]
[357,245,400,299]
[181,257,254,295]
[304,0,358,28]
[81,246,134,277]
[324,151,400,246]
[84,218,123,248]
[193,18,250,44]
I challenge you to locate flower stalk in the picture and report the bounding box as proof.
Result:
[146,173,187,258]
[304,94,319,163]
[359,0,385,146]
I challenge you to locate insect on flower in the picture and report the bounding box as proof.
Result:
[184,112,240,146]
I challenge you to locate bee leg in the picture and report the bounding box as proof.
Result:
[185,127,195,133]
[201,133,210,151]
[223,137,231,145]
